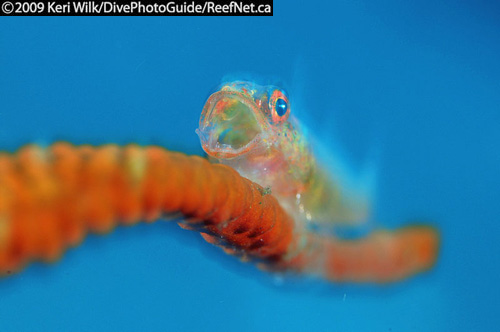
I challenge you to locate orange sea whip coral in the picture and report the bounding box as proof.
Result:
[0,143,438,282]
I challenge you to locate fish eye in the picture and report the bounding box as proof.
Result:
[269,89,290,124]
[275,98,288,117]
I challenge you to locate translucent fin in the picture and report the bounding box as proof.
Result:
[302,135,378,227]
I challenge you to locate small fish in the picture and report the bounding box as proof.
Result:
[197,81,368,229]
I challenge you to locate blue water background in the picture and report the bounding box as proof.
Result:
[1,1,499,331]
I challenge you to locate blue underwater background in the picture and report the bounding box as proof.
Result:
[1,1,499,331]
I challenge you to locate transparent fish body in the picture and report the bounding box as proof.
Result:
[197,81,368,230]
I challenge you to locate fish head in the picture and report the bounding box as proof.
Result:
[197,81,314,196]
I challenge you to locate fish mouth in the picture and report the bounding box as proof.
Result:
[197,90,268,159]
